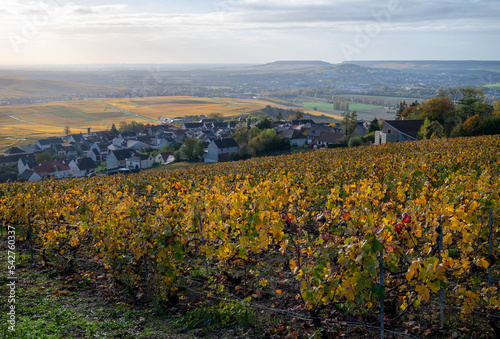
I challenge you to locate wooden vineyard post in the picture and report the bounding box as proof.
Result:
[144,255,151,295]
[438,225,444,329]
[488,209,493,303]
[198,211,209,277]
[28,213,34,263]
[380,249,384,339]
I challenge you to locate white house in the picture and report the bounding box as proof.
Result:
[278,129,307,146]
[18,156,38,175]
[204,138,239,163]
[375,120,424,145]
[155,152,175,165]
[33,160,71,179]
[19,169,42,182]
[69,158,98,177]
[36,137,64,150]
[107,149,135,170]
[126,154,154,170]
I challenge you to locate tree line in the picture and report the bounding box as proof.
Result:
[395,87,500,139]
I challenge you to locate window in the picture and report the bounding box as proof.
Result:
[387,130,391,134]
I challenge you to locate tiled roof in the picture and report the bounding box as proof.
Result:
[34,161,70,175]
[213,138,238,149]
[384,120,425,139]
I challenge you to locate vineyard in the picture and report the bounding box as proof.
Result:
[2,135,500,337]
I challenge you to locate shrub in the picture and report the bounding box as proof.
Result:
[348,136,363,147]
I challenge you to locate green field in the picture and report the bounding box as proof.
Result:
[348,102,381,110]
[302,101,380,111]
[484,83,500,89]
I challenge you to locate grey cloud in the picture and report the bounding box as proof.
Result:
[231,0,499,26]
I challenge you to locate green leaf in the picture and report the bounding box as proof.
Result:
[372,284,386,298]
[371,238,383,253]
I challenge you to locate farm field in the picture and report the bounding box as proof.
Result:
[0,77,120,100]
[1,135,500,337]
[104,96,343,120]
[299,95,427,121]
[300,99,394,121]
[0,96,341,153]
[484,83,500,90]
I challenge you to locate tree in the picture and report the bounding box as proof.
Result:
[173,151,181,162]
[193,140,204,160]
[276,110,284,121]
[180,137,197,161]
[395,101,408,120]
[64,125,71,136]
[290,110,304,121]
[494,99,500,117]
[35,152,57,163]
[457,88,487,118]
[347,136,363,147]
[341,111,358,138]
[232,126,249,146]
[419,97,456,126]
[423,120,444,139]
[118,121,128,132]
[207,113,224,122]
[367,118,381,133]
[256,116,272,130]
[110,123,118,134]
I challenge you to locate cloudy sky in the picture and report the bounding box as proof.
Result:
[1,0,499,65]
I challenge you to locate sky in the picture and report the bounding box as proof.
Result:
[1,0,499,65]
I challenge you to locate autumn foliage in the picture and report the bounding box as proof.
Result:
[1,135,500,324]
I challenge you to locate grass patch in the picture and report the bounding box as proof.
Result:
[302,101,334,111]
[484,83,500,89]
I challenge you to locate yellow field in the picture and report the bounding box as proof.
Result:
[105,96,343,120]
[0,96,343,153]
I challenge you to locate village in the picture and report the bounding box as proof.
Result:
[0,114,421,183]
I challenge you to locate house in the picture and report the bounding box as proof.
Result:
[278,129,307,146]
[152,132,173,150]
[87,148,101,162]
[4,147,25,156]
[19,144,42,154]
[118,131,137,140]
[375,120,424,145]
[68,158,98,177]
[181,122,204,130]
[33,160,71,179]
[52,144,67,157]
[36,137,64,150]
[155,152,175,165]
[107,149,135,170]
[91,142,108,161]
[0,154,31,168]
[19,169,42,182]
[317,131,345,146]
[67,134,84,144]
[354,121,368,136]
[126,140,150,151]
[18,156,38,175]
[126,154,154,170]
[290,119,315,126]
[204,138,239,163]
[306,124,334,144]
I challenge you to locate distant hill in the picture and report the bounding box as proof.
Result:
[220,60,333,73]
[0,77,121,100]
[343,60,500,72]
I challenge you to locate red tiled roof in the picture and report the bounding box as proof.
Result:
[34,161,70,176]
